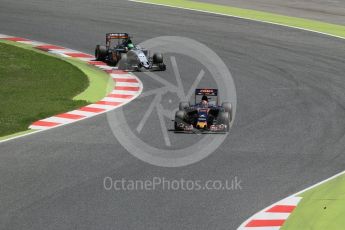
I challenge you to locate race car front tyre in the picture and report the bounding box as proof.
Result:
[153,53,163,64]
[222,102,232,121]
[179,102,190,111]
[175,110,187,131]
[95,45,107,61]
[218,111,230,132]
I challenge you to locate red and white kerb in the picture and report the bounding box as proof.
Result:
[0,34,143,130]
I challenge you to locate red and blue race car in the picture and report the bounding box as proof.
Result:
[174,89,232,133]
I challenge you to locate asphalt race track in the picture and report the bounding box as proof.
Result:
[199,0,345,25]
[1,0,345,229]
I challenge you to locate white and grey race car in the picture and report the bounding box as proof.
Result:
[95,33,166,71]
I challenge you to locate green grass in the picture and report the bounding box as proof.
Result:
[134,0,345,39]
[0,42,89,137]
[0,40,114,103]
[281,174,345,230]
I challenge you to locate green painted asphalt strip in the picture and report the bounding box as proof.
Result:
[68,59,114,102]
[0,130,36,142]
[282,173,345,229]
[130,0,345,39]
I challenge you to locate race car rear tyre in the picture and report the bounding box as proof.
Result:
[222,102,232,121]
[95,45,107,61]
[179,101,190,111]
[175,110,187,131]
[218,111,230,132]
[153,53,163,64]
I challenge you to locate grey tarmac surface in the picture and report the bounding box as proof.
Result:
[1,0,345,229]
[199,0,345,25]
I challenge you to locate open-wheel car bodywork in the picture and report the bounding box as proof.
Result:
[174,89,232,133]
[95,33,166,71]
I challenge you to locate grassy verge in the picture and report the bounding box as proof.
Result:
[281,173,345,229]
[0,40,113,103]
[132,0,345,39]
[0,41,112,137]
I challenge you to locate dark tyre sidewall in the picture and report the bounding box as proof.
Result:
[218,112,230,131]
[95,45,101,60]
[175,110,187,131]
[179,102,190,111]
[222,102,232,121]
[95,45,107,61]
[153,53,163,64]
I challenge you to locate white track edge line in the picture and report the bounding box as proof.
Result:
[128,0,345,41]
[126,1,345,229]
[2,4,344,215]
[237,171,345,229]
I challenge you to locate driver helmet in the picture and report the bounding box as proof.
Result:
[127,43,134,50]
[201,95,208,107]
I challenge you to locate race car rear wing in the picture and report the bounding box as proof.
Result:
[195,88,218,96]
[106,33,129,39]
[106,33,130,47]
[195,88,219,104]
